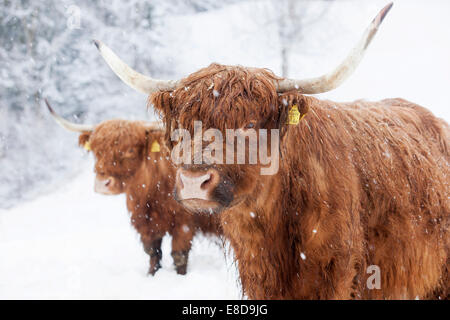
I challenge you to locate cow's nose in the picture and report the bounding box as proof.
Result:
[95,176,115,194]
[176,168,220,200]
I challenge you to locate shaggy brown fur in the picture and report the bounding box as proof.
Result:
[78,120,221,275]
[150,63,449,299]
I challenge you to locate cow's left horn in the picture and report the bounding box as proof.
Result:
[275,2,393,94]
[93,40,179,94]
[45,99,94,132]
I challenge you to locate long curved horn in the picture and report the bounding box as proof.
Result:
[45,99,94,132]
[93,40,179,94]
[275,2,393,93]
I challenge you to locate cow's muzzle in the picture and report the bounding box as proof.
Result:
[94,176,120,195]
[174,168,227,213]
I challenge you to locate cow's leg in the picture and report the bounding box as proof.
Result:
[171,224,194,275]
[143,237,163,276]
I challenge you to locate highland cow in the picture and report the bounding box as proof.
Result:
[45,100,221,275]
[96,3,449,299]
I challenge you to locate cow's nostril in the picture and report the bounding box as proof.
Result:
[200,176,212,189]
[105,179,111,187]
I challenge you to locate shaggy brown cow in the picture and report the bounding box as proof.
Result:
[96,3,449,299]
[45,100,221,275]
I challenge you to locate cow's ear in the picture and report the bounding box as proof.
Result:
[78,132,92,151]
[148,91,172,119]
[148,91,175,148]
[277,92,309,138]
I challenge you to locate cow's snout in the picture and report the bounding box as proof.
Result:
[94,176,118,195]
[175,168,220,201]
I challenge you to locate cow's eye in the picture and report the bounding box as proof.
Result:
[124,148,136,158]
[245,122,256,129]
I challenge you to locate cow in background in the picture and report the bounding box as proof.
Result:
[45,100,221,275]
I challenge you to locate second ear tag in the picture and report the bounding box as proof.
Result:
[150,140,161,152]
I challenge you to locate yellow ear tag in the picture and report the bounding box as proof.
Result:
[150,140,161,153]
[287,104,302,125]
[84,141,91,151]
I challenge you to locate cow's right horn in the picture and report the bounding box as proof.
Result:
[45,99,94,132]
[93,40,179,94]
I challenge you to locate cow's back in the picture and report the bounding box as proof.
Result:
[285,97,449,299]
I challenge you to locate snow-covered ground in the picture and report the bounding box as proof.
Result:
[1,0,449,299]
[0,160,240,299]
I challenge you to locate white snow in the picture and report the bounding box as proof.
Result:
[163,0,449,122]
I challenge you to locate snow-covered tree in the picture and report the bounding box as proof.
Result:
[268,0,334,77]
[0,0,239,208]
